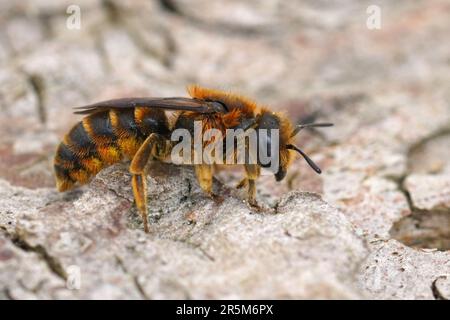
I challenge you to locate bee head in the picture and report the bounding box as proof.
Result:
[256,110,333,181]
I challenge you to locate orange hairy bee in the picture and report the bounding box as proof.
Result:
[54,85,332,232]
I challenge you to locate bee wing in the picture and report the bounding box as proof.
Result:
[73,97,227,115]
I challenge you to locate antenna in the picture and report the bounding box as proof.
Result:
[286,144,322,174]
[290,122,333,138]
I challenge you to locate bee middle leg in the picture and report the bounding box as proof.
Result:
[130,133,170,233]
[194,164,214,197]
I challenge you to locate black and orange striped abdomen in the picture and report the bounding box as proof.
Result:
[54,107,170,191]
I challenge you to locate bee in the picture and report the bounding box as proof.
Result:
[54,85,333,232]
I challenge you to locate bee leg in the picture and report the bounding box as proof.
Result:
[131,174,149,233]
[195,164,214,197]
[244,164,260,207]
[130,133,168,174]
[236,178,247,189]
[130,133,170,233]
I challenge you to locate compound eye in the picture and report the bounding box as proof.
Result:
[258,133,273,159]
[257,132,279,170]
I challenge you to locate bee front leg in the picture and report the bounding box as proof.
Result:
[236,178,247,189]
[244,164,260,207]
[130,133,169,233]
[241,164,261,207]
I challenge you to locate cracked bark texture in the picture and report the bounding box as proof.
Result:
[0,0,449,299]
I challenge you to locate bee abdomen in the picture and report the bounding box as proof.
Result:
[54,108,170,192]
[54,143,81,191]
[109,109,144,159]
[54,111,124,191]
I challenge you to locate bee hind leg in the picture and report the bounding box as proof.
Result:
[130,133,170,233]
[131,174,149,233]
